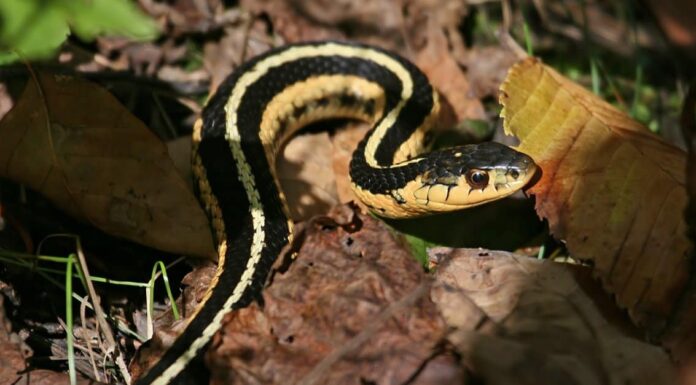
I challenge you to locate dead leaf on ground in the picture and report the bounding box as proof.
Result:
[0,295,29,385]
[278,132,339,221]
[240,0,396,48]
[330,122,371,207]
[662,83,696,362]
[202,17,274,92]
[206,205,459,385]
[241,0,484,124]
[461,46,520,100]
[0,72,214,258]
[500,58,690,334]
[430,248,675,385]
[408,0,485,123]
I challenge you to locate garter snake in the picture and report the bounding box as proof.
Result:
[134,41,536,385]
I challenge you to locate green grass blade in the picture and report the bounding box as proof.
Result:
[148,261,181,321]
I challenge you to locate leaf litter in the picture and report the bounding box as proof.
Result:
[0,0,692,383]
[138,206,675,385]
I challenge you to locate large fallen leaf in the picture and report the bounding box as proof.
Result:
[132,205,456,384]
[661,84,696,361]
[500,58,690,333]
[0,72,214,258]
[429,248,675,385]
[208,205,452,385]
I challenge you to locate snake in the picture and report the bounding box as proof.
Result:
[133,41,536,385]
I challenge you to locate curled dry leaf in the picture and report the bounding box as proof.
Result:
[206,206,460,385]
[500,58,690,333]
[0,72,214,258]
[430,248,675,385]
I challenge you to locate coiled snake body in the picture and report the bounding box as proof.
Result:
[135,41,536,385]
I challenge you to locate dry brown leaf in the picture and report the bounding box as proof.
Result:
[461,46,520,100]
[330,122,371,206]
[242,0,484,123]
[500,58,690,333]
[206,205,458,385]
[202,18,274,91]
[0,295,28,385]
[166,136,193,182]
[430,248,675,385]
[278,132,339,221]
[239,0,345,45]
[409,0,486,122]
[662,84,696,362]
[0,72,214,258]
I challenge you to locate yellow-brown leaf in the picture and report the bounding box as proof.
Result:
[0,72,214,258]
[500,58,690,332]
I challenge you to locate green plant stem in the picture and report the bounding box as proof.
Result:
[149,261,180,321]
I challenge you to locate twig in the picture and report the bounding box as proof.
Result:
[79,296,102,382]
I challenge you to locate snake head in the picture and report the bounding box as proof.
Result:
[408,142,537,211]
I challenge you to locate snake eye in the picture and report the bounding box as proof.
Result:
[466,170,489,189]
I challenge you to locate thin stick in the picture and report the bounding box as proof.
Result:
[80,296,102,382]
